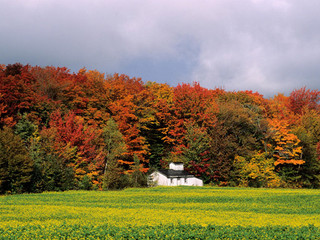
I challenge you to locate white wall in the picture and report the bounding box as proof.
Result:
[189,177,204,186]
[150,171,169,186]
[150,171,203,186]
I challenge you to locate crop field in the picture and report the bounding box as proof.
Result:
[0,186,320,239]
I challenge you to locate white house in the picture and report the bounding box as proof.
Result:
[149,162,203,186]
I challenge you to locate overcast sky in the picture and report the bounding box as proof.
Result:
[1,0,320,97]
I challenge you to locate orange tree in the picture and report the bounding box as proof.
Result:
[106,74,149,171]
[161,82,218,180]
[142,82,174,168]
[268,118,305,186]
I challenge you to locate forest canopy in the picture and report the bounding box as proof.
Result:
[1,63,320,193]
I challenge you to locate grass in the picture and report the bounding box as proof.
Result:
[0,186,320,239]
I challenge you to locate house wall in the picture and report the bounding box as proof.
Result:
[150,171,203,186]
[150,171,169,186]
[188,177,204,186]
[169,177,203,186]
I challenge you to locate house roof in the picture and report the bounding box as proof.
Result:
[157,169,195,178]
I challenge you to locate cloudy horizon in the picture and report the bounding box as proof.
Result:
[1,0,320,97]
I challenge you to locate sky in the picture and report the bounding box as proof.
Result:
[1,0,320,97]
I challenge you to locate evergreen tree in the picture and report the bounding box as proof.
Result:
[14,113,37,143]
[129,154,148,187]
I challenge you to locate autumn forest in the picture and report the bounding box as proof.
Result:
[1,63,320,193]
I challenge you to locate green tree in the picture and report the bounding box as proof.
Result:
[129,154,148,187]
[102,118,127,190]
[293,109,320,187]
[40,153,75,191]
[210,98,268,184]
[14,113,37,143]
[29,130,75,192]
[0,127,34,194]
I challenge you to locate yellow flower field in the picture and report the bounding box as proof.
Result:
[0,186,320,239]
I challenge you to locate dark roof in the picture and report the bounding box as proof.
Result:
[158,169,195,178]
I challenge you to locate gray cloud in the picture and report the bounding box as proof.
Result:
[1,0,320,97]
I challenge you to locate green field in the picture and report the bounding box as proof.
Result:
[1,186,320,239]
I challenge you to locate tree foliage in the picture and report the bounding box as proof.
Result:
[0,127,34,193]
[1,64,320,192]
[102,118,127,190]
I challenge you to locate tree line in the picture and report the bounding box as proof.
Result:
[1,63,320,193]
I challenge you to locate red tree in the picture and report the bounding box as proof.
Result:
[0,64,38,126]
[41,110,104,185]
[289,87,320,115]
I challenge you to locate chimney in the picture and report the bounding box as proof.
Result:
[169,162,184,171]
